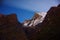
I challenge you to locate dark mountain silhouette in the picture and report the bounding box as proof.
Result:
[23,27,39,40]
[0,4,60,40]
[0,14,28,40]
[37,4,60,40]
[58,4,60,7]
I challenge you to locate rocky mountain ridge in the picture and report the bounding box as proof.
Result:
[23,12,47,27]
[0,4,60,40]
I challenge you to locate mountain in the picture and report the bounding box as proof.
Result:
[23,12,47,27]
[37,4,60,40]
[0,14,28,40]
[58,4,60,7]
[0,4,60,40]
[23,4,60,40]
[22,12,47,40]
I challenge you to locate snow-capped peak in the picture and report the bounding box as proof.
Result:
[23,12,47,27]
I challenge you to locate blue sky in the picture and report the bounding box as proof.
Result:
[0,0,60,23]
[0,5,34,23]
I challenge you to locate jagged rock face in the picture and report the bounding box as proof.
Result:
[23,20,31,27]
[32,12,47,26]
[23,12,47,27]
[38,5,60,40]
[0,14,27,40]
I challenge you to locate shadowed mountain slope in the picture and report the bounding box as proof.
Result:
[22,4,60,40]
[37,4,60,40]
[0,14,28,40]
[0,4,60,40]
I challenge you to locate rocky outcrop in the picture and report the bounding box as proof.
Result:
[38,4,60,40]
[23,12,46,27]
[0,14,27,40]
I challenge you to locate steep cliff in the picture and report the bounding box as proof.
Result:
[0,14,27,40]
[38,4,60,40]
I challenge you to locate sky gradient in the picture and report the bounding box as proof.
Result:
[0,0,60,22]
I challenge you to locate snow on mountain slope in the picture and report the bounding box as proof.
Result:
[23,12,47,27]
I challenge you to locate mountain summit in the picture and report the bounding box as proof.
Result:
[23,12,47,27]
